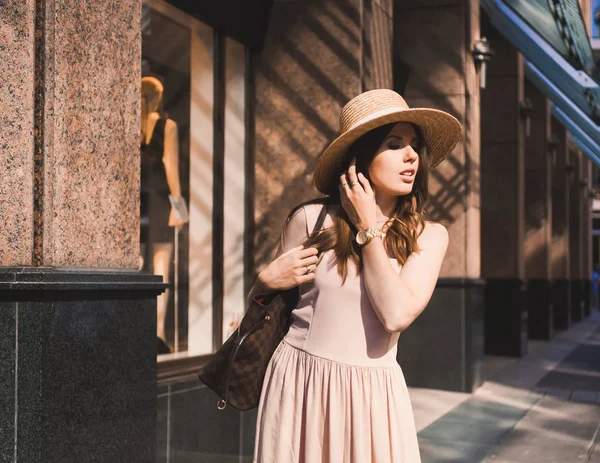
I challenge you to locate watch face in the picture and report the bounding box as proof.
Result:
[356,230,368,245]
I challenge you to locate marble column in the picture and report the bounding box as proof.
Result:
[480,17,527,357]
[568,146,584,321]
[0,2,163,461]
[524,80,553,339]
[394,0,485,393]
[550,119,571,329]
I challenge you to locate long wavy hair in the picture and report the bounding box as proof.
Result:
[284,122,430,284]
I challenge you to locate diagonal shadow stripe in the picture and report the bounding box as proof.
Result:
[258,62,338,140]
[279,36,351,106]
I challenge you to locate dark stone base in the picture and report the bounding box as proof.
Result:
[397,278,485,393]
[0,267,165,463]
[571,279,584,322]
[583,279,592,317]
[157,377,258,462]
[527,279,554,340]
[484,278,528,357]
[553,279,571,330]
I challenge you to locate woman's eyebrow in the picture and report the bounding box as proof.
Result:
[386,134,419,143]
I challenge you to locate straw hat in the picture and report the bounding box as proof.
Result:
[313,89,462,194]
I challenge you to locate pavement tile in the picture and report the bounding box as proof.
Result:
[570,390,599,404]
[484,444,544,461]
[418,416,516,446]
[543,387,572,400]
[418,438,494,463]
[589,448,600,462]
[484,356,518,378]
[413,312,600,463]
[409,387,471,433]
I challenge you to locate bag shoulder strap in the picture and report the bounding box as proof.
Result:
[306,202,328,245]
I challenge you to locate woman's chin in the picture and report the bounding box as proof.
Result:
[391,185,414,197]
[374,183,414,197]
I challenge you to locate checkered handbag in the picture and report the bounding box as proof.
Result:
[198,204,328,411]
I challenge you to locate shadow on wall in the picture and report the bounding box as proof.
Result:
[253,1,361,269]
[253,0,468,269]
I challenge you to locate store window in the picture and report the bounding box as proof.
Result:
[141,0,249,364]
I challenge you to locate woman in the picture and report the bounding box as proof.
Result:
[251,89,462,462]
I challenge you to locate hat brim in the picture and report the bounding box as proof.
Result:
[313,107,462,194]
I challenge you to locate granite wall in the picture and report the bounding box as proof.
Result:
[1,1,161,461]
[0,0,36,266]
[1,1,142,269]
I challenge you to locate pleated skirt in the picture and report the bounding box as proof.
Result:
[253,340,421,463]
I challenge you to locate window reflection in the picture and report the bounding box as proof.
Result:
[142,0,248,361]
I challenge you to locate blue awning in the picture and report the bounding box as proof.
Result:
[525,60,600,150]
[553,105,600,167]
[482,0,600,162]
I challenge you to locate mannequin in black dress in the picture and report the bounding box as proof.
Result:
[141,76,188,353]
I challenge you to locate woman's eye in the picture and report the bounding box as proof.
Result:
[388,141,401,149]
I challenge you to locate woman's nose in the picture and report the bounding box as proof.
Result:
[404,146,418,162]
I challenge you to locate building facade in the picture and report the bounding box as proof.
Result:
[1,0,598,461]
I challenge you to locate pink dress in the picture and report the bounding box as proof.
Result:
[253,204,421,463]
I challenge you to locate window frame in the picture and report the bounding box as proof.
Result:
[150,8,256,379]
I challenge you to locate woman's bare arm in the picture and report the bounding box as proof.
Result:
[360,222,449,332]
[246,206,316,305]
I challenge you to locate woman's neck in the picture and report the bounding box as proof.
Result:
[374,191,398,223]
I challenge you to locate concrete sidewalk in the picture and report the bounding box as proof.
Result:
[409,310,600,463]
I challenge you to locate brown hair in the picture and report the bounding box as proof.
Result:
[285,123,430,284]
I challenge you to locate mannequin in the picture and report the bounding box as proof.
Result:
[140,76,188,354]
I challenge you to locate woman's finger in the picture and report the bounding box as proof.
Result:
[357,172,373,195]
[346,163,360,191]
[339,172,351,192]
[297,246,319,259]
[299,254,320,266]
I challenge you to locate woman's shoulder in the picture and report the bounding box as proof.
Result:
[418,221,449,248]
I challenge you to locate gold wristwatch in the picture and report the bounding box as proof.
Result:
[355,228,385,247]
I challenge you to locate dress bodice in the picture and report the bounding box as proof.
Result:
[282,204,402,367]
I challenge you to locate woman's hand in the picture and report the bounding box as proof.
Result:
[339,158,377,230]
[257,245,319,291]
[168,208,187,232]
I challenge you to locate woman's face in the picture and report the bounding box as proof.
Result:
[367,122,420,197]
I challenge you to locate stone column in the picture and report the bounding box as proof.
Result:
[582,158,593,316]
[568,146,584,321]
[480,17,527,357]
[550,119,571,329]
[0,2,162,461]
[524,81,553,339]
[393,0,485,393]
[254,0,391,267]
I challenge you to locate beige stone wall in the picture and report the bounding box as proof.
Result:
[394,0,481,278]
[0,1,35,266]
[551,120,570,279]
[254,0,394,269]
[569,146,583,279]
[480,17,525,279]
[524,81,552,279]
[363,0,393,90]
[584,158,593,279]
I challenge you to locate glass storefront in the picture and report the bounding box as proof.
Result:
[141,0,248,362]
